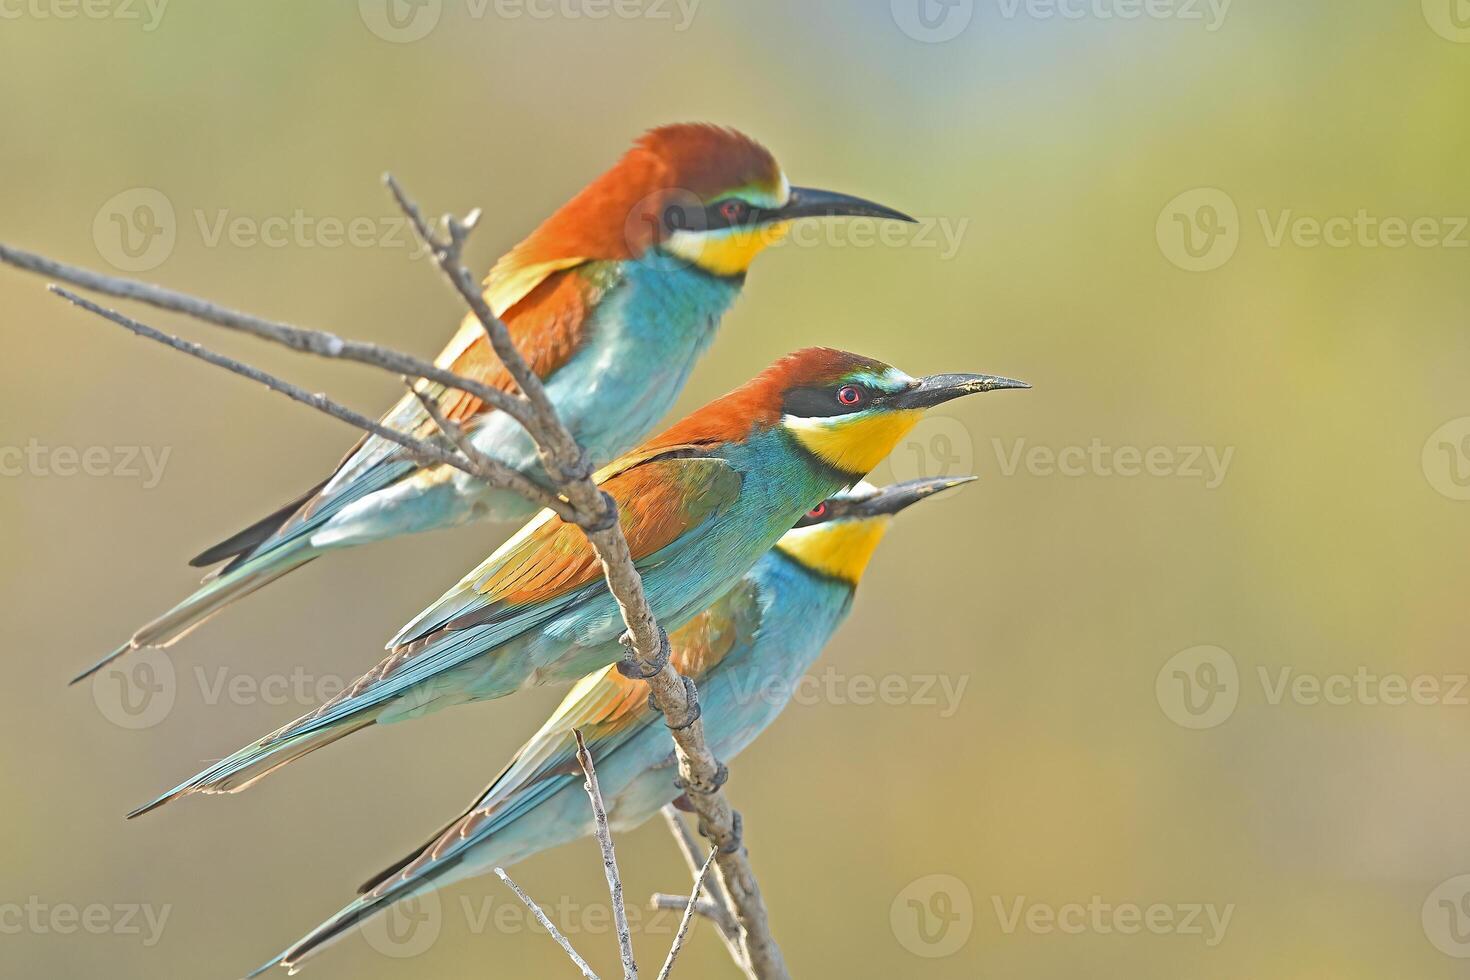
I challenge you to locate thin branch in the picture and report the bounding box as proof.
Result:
[574,729,637,980]
[661,806,736,924]
[398,375,572,514]
[46,287,579,523]
[656,847,717,980]
[659,805,746,969]
[650,894,738,941]
[494,868,599,980]
[0,241,538,428]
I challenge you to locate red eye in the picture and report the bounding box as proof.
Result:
[719,200,747,223]
[837,385,863,406]
[807,502,828,519]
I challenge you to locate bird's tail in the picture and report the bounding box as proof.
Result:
[73,537,321,685]
[127,708,381,819]
[245,865,461,977]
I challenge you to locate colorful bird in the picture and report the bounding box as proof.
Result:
[81,123,914,683]
[130,348,1025,816]
[245,475,977,976]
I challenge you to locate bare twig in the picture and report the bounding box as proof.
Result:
[574,730,637,980]
[661,806,737,925]
[659,804,746,969]
[399,375,547,501]
[651,894,738,938]
[45,287,579,523]
[494,868,599,980]
[656,846,718,980]
[0,241,537,427]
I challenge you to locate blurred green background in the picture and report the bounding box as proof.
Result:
[3,2,1470,977]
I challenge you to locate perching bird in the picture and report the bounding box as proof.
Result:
[243,475,975,976]
[81,123,914,683]
[130,348,1025,816]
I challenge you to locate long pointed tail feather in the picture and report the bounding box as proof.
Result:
[128,714,378,819]
[246,871,457,977]
[74,539,319,685]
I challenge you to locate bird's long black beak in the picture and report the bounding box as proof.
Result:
[890,373,1031,410]
[767,186,916,224]
[850,475,978,518]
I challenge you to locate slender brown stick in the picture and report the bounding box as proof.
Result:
[656,846,718,980]
[494,868,599,980]
[651,894,738,939]
[44,287,579,522]
[0,241,537,427]
[573,730,637,980]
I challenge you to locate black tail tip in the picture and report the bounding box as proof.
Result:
[69,642,135,686]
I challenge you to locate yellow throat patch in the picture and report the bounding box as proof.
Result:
[664,221,791,277]
[776,518,892,584]
[785,409,922,477]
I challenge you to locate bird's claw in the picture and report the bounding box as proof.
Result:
[615,626,670,679]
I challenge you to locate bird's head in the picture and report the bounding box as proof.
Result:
[776,476,978,585]
[653,347,1029,480]
[498,124,913,284]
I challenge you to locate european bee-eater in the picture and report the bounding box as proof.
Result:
[244,476,975,976]
[130,348,1025,816]
[82,123,914,682]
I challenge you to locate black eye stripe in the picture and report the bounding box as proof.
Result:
[781,384,873,418]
